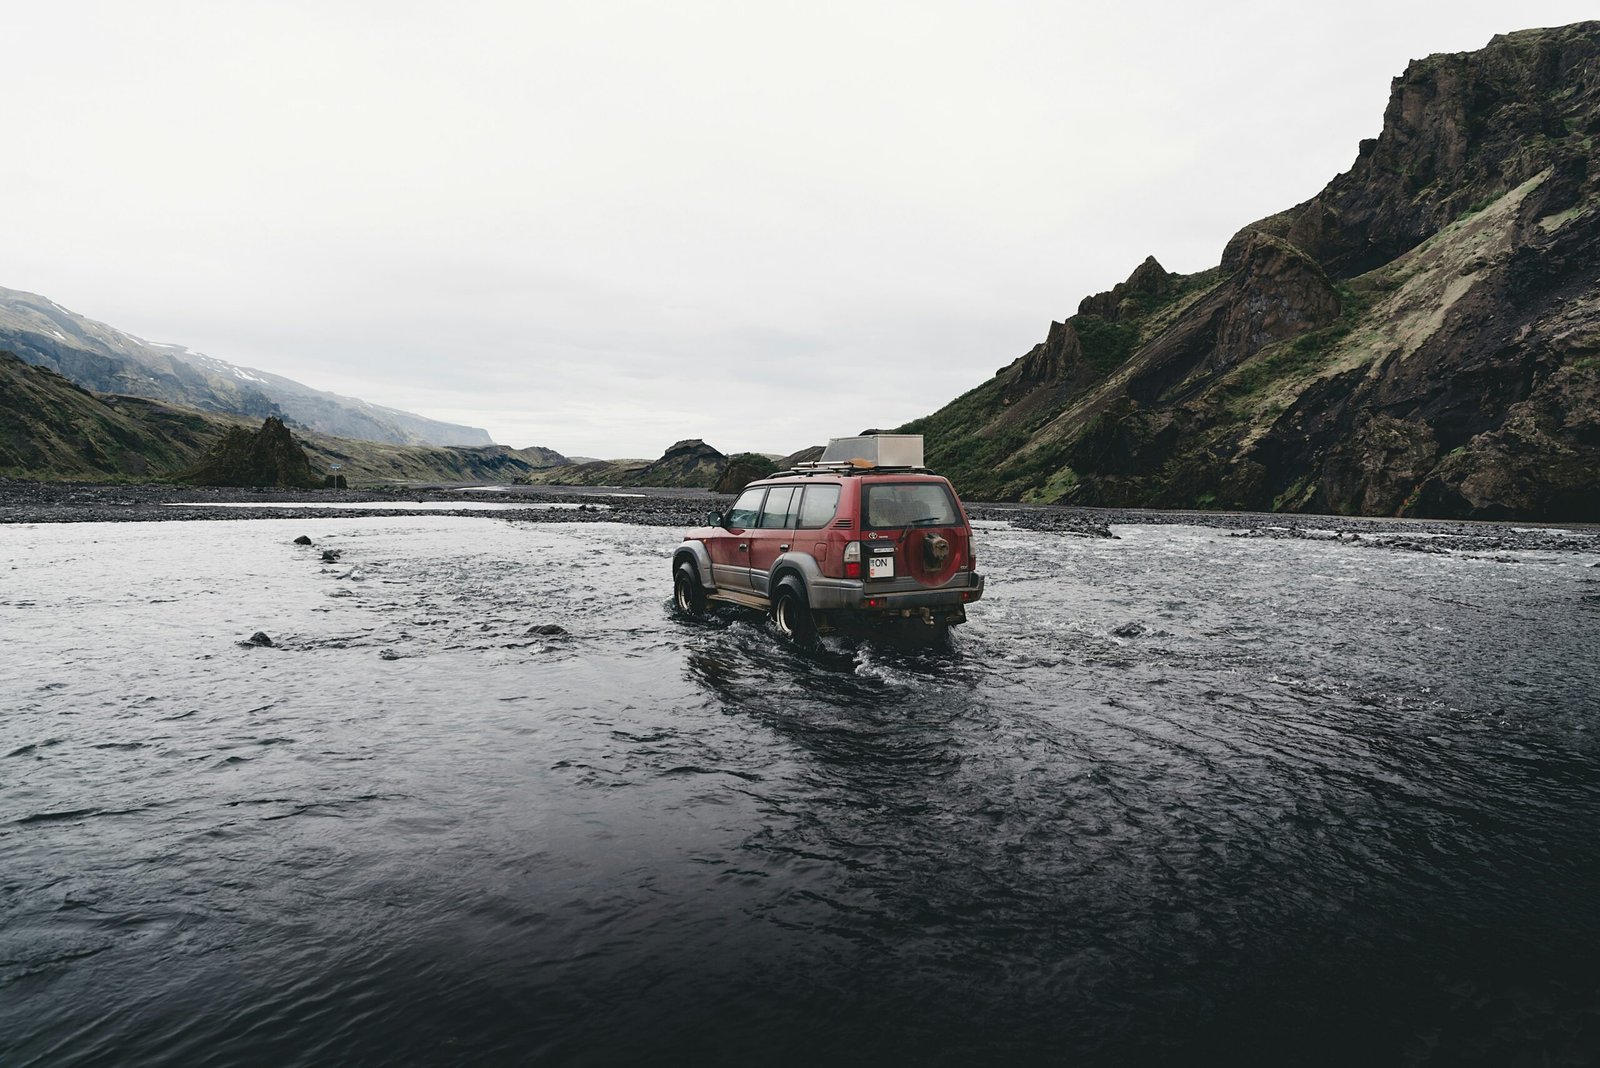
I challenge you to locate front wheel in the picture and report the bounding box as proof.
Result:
[673,563,708,618]
[772,583,817,645]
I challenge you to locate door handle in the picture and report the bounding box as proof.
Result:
[738,544,748,552]
[779,544,789,552]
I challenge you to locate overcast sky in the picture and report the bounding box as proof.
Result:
[5,1,1595,458]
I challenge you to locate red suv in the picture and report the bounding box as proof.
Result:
[671,437,984,642]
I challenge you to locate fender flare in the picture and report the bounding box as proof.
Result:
[673,542,715,591]
[768,552,822,601]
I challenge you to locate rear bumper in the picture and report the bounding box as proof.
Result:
[809,571,984,612]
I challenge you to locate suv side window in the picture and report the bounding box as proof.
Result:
[727,487,766,529]
[757,486,800,528]
[796,484,841,528]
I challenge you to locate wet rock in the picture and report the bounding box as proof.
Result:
[241,631,274,647]
[525,624,567,636]
[294,535,313,545]
[321,549,342,562]
[1112,621,1149,638]
[378,649,404,660]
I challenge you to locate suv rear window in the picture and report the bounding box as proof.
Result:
[863,482,960,529]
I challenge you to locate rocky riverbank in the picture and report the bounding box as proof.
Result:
[0,480,714,527]
[1,479,1595,556]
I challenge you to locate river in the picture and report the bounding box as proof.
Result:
[3,516,1599,1065]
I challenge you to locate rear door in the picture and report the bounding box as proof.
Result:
[859,480,969,589]
[707,486,764,592]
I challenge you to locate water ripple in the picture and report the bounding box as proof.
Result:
[0,518,1597,1065]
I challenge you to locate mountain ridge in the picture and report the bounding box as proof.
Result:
[0,351,568,484]
[0,286,494,448]
[901,21,1600,521]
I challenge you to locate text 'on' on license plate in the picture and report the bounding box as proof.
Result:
[869,555,895,578]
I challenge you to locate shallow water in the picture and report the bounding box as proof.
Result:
[3,518,1599,1066]
[164,500,603,511]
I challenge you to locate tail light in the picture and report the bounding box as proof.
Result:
[968,531,977,570]
[843,540,861,578]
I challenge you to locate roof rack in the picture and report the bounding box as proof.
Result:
[769,461,930,478]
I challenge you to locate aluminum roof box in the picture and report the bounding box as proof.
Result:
[819,434,924,468]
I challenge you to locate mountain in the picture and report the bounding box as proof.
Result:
[0,351,568,484]
[0,351,240,480]
[0,286,494,447]
[904,22,1600,521]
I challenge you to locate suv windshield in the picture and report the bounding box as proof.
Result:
[862,482,960,529]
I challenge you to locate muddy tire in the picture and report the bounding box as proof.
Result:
[673,562,707,618]
[772,582,817,646]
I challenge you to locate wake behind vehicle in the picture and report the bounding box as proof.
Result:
[671,434,984,643]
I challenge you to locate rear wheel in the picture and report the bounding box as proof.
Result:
[772,583,817,645]
[673,562,707,618]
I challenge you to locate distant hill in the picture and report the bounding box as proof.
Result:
[520,439,778,491]
[902,22,1600,521]
[0,286,494,447]
[301,438,568,485]
[0,351,568,484]
[521,438,727,488]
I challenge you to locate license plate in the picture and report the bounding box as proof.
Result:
[869,555,895,579]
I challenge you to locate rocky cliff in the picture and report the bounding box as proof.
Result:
[904,22,1600,520]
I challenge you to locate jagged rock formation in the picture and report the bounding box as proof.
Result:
[904,22,1600,520]
[179,417,322,488]
[1077,255,1175,321]
[0,286,494,447]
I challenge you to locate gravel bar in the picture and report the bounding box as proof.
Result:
[1,479,1595,556]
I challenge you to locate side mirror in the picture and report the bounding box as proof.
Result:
[707,508,727,528]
